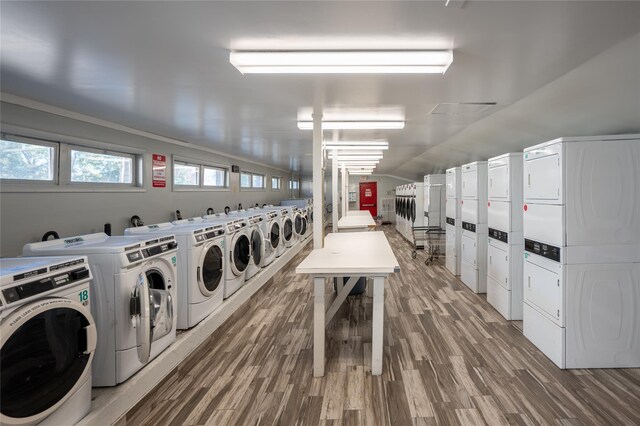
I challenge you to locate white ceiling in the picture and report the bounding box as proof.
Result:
[1,1,639,179]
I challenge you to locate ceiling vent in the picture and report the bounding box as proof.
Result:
[430,102,496,115]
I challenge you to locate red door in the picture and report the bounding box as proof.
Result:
[359,181,378,217]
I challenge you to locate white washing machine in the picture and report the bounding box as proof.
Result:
[522,134,640,368]
[235,211,266,280]
[293,207,308,241]
[0,256,96,426]
[23,233,178,386]
[445,167,462,276]
[460,161,488,293]
[125,222,225,329]
[262,210,281,263]
[487,152,524,320]
[271,206,295,249]
[202,215,250,298]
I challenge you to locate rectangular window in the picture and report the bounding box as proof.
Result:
[173,157,229,190]
[289,179,299,190]
[203,166,227,187]
[271,176,281,190]
[240,170,266,190]
[0,138,55,182]
[70,148,133,184]
[174,162,201,187]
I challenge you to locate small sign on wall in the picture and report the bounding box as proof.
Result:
[359,175,369,181]
[152,154,167,188]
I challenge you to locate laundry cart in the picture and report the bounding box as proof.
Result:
[411,225,446,265]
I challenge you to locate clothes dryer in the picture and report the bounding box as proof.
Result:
[125,222,225,329]
[460,161,488,293]
[202,215,250,297]
[23,233,178,386]
[445,167,462,276]
[0,256,96,426]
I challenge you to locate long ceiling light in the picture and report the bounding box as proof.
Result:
[327,150,384,156]
[298,120,404,130]
[325,141,389,150]
[328,155,383,161]
[339,161,379,166]
[230,50,453,74]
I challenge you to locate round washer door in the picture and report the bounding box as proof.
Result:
[411,198,416,222]
[294,213,304,235]
[250,228,264,267]
[301,217,308,235]
[1,298,96,426]
[283,218,293,242]
[269,221,280,249]
[230,232,250,275]
[198,242,223,297]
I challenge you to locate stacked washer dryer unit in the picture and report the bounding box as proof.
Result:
[423,174,446,229]
[522,134,640,369]
[125,221,225,329]
[0,256,96,426]
[486,153,524,320]
[445,167,462,276]
[23,233,178,386]
[460,161,488,293]
[202,214,250,298]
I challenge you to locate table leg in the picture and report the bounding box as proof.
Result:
[313,277,325,377]
[372,276,385,375]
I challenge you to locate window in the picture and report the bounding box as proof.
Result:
[289,179,299,190]
[271,176,281,190]
[0,138,56,182]
[174,162,200,186]
[70,148,133,184]
[173,157,229,190]
[1,133,143,191]
[240,170,266,190]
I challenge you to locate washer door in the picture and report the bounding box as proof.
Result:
[283,218,293,242]
[1,298,96,426]
[198,242,223,297]
[131,274,152,363]
[269,221,280,249]
[230,232,250,275]
[294,213,304,236]
[250,228,264,267]
[301,217,308,235]
[411,198,416,222]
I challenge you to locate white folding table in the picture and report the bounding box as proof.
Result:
[296,231,400,376]
[346,210,372,217]
[336,214,376,232]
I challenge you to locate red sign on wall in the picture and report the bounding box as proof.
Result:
[152,154,167,188]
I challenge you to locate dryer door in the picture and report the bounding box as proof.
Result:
[198,242,223,297]
[251,228,265,267]
[0,298,96,426]
[269,221,280,249]
[283,218,293,242]
[230,232,250,275]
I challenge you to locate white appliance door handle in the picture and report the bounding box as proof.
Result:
[132,273,152,364]
[84,323,97,354]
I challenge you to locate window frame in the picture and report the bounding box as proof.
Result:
[240,170,266,191]
[271,176,281,191]
[289,178,300,190]
[172,156,230,192]
[65,144,137,188]
[0,135,59,186]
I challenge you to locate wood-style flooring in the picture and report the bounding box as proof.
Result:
[122,226,640,425]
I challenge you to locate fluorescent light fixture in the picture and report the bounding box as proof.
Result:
[298,120,404,130]
[328,155,383,161]
[230,50,453,74]
[325,141,389,150]
[349,171,373,175]
[327,150,385,156]
[339,161,379,166]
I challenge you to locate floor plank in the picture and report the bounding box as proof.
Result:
[124,226,640,425]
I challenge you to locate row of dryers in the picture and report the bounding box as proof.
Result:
[0,205,312,426]
[444,134,639,369]
[395,182,424,241]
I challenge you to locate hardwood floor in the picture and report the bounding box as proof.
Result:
[123,226,640,425]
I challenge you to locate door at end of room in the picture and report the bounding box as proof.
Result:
[359,181,378,217]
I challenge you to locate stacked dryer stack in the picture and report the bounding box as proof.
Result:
[486,153,523,320]
[522,134,640,369]
[423,174,446,229]
[445,167,462,276]
[460,161,488,293]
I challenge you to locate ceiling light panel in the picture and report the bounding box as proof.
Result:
[298,121,404,130]
[328,155,383,160]
[327,150,384,156]
[324,141,389,150]
[230,50,453,74]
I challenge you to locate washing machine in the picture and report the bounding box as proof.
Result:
[0,256,96,426]
[262,209,281,262]
[234,212,265,280]
[293,207,308,241]
[270,206,295,250]
[125,221,225,329]
[23,233,178,387]
[202,216,250,298]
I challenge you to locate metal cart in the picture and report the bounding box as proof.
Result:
[411,226,446,265]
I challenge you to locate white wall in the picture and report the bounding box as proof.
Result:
[0,102,300,256]
[347,175,410,223]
